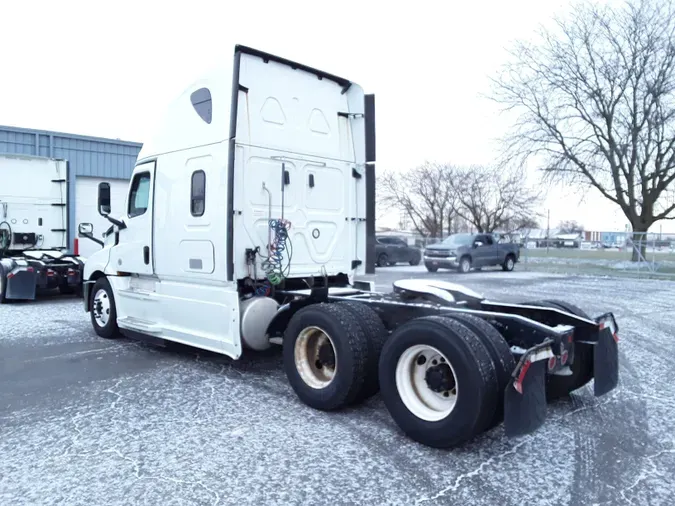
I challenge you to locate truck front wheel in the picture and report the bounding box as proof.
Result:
[90,277,119,339]
[458,256,472,274]
[283,303,369,411]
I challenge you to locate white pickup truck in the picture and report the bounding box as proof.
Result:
[78,45,620,449]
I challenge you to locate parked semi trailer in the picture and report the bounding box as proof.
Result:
[79,45,619,448]
[0,154,85,303]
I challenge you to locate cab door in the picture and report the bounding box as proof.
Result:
[109,160,156,276]
[471,234,492,268]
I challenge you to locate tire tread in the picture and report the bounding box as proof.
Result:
[336,301,389,403]
[443,314,515,429]
[283,302,369,410]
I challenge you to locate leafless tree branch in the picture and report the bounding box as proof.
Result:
[490,0,675,259]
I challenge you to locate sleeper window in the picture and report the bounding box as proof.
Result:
[128,172,151,218]
[190,88,212,124]
[191,170,206,217]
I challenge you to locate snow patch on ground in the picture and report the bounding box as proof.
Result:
[2,275,674,505]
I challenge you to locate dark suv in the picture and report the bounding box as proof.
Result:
[375,236,422,267]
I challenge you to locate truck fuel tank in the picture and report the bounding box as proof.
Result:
[239,295,279,351]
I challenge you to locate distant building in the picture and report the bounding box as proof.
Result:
[0,124,141,257]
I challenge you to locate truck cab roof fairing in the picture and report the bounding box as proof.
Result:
[137,45,356,164]
[136,64,233,162]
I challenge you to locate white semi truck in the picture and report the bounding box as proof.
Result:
[79,45,620,448]
[0,154,85,302]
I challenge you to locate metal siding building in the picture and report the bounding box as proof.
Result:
[0,125,142,252]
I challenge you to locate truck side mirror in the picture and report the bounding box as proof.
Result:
[474,241,484,248]
[98,182,111,216]
[78,223,93,237]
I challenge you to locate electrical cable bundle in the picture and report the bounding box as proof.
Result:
[255,218,292,296]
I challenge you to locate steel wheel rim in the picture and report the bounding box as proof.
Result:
[507,258,514,269]
[461,259,470,272]
[93,288,111,327]
[294,326,337,389]
[395,344,458,422]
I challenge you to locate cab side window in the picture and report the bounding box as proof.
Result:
[191,170,206,217]
[128,172,151,218]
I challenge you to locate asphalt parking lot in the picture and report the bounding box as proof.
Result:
[2,268,675,505]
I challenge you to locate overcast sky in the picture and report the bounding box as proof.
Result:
[1,0,671,233]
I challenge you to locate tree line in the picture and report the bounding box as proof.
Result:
[380,0,675,260]
[377,162,541,238]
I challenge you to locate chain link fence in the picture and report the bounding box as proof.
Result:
[390,230,675,279]
[518,232,675,280]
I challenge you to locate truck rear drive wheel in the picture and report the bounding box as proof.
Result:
[522,299,594,401]
[443,314,515,430]
[283,303,369,411]
[338,301,389,403]
[378,316,498,448]
[90,277,120,339]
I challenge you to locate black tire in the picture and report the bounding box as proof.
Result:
[458,255,472,274]
[337,301,389,403]
[522,299,594,400]
[283,303,369,411]
[378,316,498,448]
[58,283,74,295]
[0,265,7,304]
[425,264,438,273]
[410,254,421,266]
[443,314,515,429]
[502,254,516,272]
[377,253,389,268]
[90,277,120,339]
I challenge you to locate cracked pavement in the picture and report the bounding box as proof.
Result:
[2,270,675,505]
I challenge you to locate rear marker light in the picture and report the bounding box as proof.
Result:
[561,350,569,365]
[27,267,34,273]
[548,356,557,370]
[514,359,531,394]
[7,273,14,279]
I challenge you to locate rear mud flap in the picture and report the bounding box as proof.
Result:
[594,327,619,397]
[6,271,37,300]
[504,359,547,437]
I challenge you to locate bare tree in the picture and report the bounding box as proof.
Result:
[491,0,675,260]
[377,162,457,238]
[449,165,542,233]
[558,219,585,233]
[448,215,473,235]
[511,216,541,230]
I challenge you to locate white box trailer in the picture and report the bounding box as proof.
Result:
[79,45,620,448]
[0,154,85,302]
